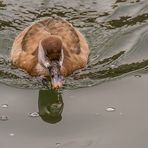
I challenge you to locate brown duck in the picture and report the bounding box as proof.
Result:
[10,17,89,89]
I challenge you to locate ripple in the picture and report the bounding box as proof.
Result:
[106,107,116,112]
[115,0,141,3]
[28,112,40,118]
[1,104,8,108]
[0,115,8,121]
[0,0,148,89]
[102,13,148,29]
[9,133,15,137]
[55,143,61,147]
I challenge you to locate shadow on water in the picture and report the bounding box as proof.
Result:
[38,89,64,124]
[102,13,148,29]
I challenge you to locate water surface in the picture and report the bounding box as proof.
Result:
[1,75,148,148]
[0,0,148,148]
[1,0,148,88]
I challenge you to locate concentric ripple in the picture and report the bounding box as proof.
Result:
[0,0,148,89]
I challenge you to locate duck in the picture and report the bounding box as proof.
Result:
[10,17,90,89]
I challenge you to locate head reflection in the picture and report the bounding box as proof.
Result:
[38,89,64,124]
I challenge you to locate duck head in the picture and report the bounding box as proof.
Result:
[38,36,64,89]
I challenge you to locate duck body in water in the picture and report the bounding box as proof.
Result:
[10,17,89,88]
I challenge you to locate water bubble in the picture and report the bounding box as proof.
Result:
[134,75,141,78]
[28,112,39,118]
[9,133,15,136]
[0,115,8,121]
[106,107,116,112]
[55,143,61,147]
[1,104,8,108]
[120,112,123,115]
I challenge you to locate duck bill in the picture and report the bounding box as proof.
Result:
[51,75,62,89]
[48,62,62,89]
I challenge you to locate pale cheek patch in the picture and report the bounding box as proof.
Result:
[59,48,64,66]
[38,41,50,68]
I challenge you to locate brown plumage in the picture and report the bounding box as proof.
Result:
[41,36,62,61]
[10,17,90,77]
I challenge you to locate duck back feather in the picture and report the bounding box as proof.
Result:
[10,17,89,76]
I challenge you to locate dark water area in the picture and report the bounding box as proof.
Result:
[1,0,148,148]
[0,0,148,88]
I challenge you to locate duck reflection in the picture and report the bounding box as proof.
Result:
[38,89,64,124]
